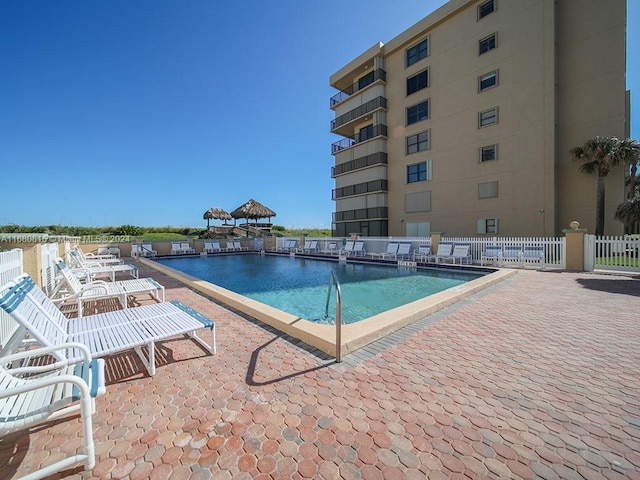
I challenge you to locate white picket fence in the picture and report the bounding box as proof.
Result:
[442,236,566,269]
[0,249,23,352]
[586,235,640,272]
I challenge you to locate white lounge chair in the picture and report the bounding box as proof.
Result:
[299,240,319,254]
[0,274,216,376]
[141,243,157,258]
[480,245,502,266]
[72,246,123,265]
[438,244,472,264]
[171,241,183,254]
[396,242,413,260]
[131,243,143,257]
[372,242,399,259]
[413,244,434,262]
[234,241,248,251]
[51,258,165,317]
[66,250,139,281]
[0,343,106,477]
[341,241,355,256]
[203,241,222,253]
[323,242,339,255]
[180,241,195,254]
[434,243,454,263]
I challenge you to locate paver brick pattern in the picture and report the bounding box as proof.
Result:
[1,260,639,479]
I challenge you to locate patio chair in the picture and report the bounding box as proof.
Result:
[434,243,454,263]
[0,274,216,377]
[141,243,157,258]
[0,342,106,476]
[371,242,399,259]
[180,241,195,254]
[300,240,319,254]
[438,244,472,264]
[71,246,123,265]
[480,245,502,266]
[66,250,139,281]
[233,241,248,251]
[323,242,339,255]
[203,241,222,253]
[413,244,435,262]
[131,243,143,257]
[396,242,413,260]
[171,242,183,254]
[521,245,545,269]
[51,258,165,317]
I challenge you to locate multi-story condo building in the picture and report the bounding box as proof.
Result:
[329,0,629,237]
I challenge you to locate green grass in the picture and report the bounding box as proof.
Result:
[595,256,639,267]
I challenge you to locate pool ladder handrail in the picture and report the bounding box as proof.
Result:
[325,271,342,363]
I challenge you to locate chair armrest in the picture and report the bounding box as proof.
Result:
[1,343,92,374]
[0,373,91,400]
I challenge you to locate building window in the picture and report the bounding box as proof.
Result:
[478,181,499,199]
[480,144,498,162]
[407,69,429,95]
[479,33,497,55]
[358,124,374,142]
[479,70,498,91]
[407,100,430,125]
[407,130,430,154]
[478,0,495,19]
[479,107,498,127]
[477,218,499,234]
[406,38,429,66]
[407,160,432,183]
[405,191,431,213]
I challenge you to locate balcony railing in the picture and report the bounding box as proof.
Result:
[330,68,386,107]
[331,124,388,154]
[332,179,388,200]
[330,96,387,131]
[333,207,388,223]
[332,152,387,177]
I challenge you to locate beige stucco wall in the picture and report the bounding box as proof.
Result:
[329,0,627,238]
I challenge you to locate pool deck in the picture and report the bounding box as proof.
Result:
[2,260,639,479]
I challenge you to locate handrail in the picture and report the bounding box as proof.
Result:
[324,271,343,362]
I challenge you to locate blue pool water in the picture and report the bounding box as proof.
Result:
[157,254,482,324]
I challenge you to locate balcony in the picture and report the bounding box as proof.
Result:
[333,207,388,223]
[330,96,387,133]
[331,124,388,154]
[332,179,388,200]
[332,152,387,177]
[330,68,387,108]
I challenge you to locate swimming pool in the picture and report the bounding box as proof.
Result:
[143,253,515,356]
[156,254,482,324]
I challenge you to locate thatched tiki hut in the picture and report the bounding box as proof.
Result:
[230,199,276,235]
[203,207,232,228]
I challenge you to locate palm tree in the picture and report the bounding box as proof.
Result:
[570,136,640,236]
[615,198,640,234]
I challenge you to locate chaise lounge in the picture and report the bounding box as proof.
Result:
[0,274,216,377]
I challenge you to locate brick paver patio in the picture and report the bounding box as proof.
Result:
[1,261,639,479]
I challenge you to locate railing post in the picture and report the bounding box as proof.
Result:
[563,221,587,271]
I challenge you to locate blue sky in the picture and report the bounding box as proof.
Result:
[1,1,638,229]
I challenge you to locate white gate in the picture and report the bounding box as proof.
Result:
[589,235,640,272]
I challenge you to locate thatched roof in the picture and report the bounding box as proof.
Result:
[203,207,232,221]
[230,198,276,220]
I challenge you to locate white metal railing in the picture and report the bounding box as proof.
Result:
[0,249,24,351]
[590,235,640,272]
